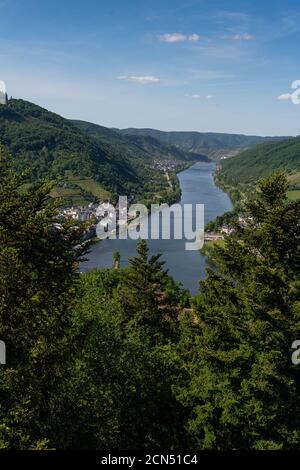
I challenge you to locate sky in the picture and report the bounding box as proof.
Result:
[0,0,300,135]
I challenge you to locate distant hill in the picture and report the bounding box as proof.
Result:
[115,127,288,159]
[218,136,300,201]
[72,120,210,163]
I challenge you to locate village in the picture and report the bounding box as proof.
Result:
[204,216,250,241]
[152,158,178,172]
[57,199,138,240]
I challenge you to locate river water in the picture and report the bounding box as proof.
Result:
[81,161,232,295]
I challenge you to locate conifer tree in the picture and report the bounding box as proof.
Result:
[117,240,186,342]
[0,146,91,448]
[178,172,300,449]
[70,274,188,449]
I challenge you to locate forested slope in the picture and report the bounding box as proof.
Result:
[218,136,300,201]
[0,100,169,201]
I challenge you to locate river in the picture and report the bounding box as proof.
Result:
[81,161,232,295]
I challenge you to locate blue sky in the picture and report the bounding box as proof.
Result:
[1,0,300,135]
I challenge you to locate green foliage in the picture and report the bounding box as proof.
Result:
[116,128,283,159]
[178,172,300,449]
[72,120,209,164]
[116,240,189,343]
[0,149,189,448]
[205,209,238,232]
[219,137,300,188]
[287,190,300,201]
[0,145,91,448]
[1,139,300,450]
[71,120,206,205]
[61,245,190,448]
[0,99,172,201]
[69,268,188,449]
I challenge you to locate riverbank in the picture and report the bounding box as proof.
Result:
[93,159,203,242]
[81,161,232,295]
[201,161,241,234]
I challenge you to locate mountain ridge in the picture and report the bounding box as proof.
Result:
[114,127,289,159]
[72,120,210,163]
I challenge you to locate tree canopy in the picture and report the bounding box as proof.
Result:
[0,145,299,450]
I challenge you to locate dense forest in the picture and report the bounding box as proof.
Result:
[220,137,300,184]
[1,144,300,450]
[71,120,210,163]
[218,136,300,201]
[116,127,286,159]
[0,99,197,205]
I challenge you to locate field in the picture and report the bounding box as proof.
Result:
[288,171,300,186]
[287,172,300,200]
[67,176,111,200]
[49,187,89,206]
[50,175,111,206]
[287,190,300,201]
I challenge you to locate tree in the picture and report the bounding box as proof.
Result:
[178,172,300,449]
[117,240,188,343]
[69,288,188,449]
[0,146,91,448]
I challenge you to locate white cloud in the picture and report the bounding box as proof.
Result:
[277,93,293,101]
[188,34,200,42]
[186,94,215,100]
[118,75,161,85]
[231,32,253,41]
[158,33,200,43]
[159,33,186,43]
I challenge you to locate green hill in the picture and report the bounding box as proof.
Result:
[0,99,180,203]
[218,136,300,201]
[71,120,210,163]
[115,127,287,159]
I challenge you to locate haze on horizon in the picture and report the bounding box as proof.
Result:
[0,0,299,136]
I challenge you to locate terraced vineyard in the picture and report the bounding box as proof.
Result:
[49,175,111,205]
